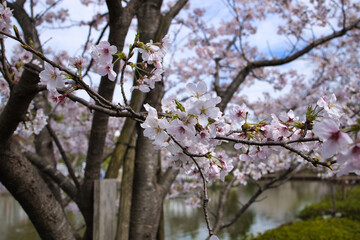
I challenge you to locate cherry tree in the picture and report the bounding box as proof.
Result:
[0,0,359,240]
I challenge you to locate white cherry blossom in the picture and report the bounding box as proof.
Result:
[317,94,342,119]
[39,63,65,92]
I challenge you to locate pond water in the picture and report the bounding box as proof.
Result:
[0,181,340,240]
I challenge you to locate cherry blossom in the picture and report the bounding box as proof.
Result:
[317,94,342,119]
[32,109,48,135]
[95,62,116,81]
[133,36,169,93]
[2,1,360,240]
[140,103,170,148]
[186,81,208,99]
[0,2,13,37]
[91,41,117,64]
[188,96,221,127]
[336,143,360,176]
[69,56,89,72]
[39,63,65,92]
[229,103,247,123]
[312,118,353,159]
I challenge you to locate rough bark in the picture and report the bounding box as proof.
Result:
[0,64,75,239]
[116,132,137,240]
[129,1,186,238]
[0,140,76,240]
[0,63,40,144]
[105,90,145,179]
[130,126,163,240]
[129,1,165,238]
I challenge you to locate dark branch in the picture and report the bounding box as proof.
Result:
[218,18,360,111]
[220,164,299,230]
[46,124,80,189]
[215,135,331,168]
[24,151,78,199]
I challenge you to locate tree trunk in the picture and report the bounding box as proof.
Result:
[129,1,187,238]
[0,140,76,240]
[80,2,142,238]
[116,132,137,240]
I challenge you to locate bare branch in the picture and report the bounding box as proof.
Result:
[34,0,63,21]
[81,13,109,56]
[64,93,145,121]
[0,38,13,88]
[46,124,80,189]
[190,156,213,237]
[218,18,360,111]
[155,0,188,41]
[219,164,299,230]
[24,151,78,199]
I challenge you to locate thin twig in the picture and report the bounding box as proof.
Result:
[0,38,13,87]
[46,124,80,189]
[215,135,331,168]
[190,156,213,237]
[220,164,299,230]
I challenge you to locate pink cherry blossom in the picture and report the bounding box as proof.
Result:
[279,109,296,122]
[0,2,13,37]
[312,118,353,158]
[91,41,117,64]
[32,109,48,135]
[39,63,65,92]
[186,81,207,99]
[166,119,195,142]
[229,103,247,122]
[95,62,116,81]
[69,56,89,71]
[337,143,360,176]
[188,97,221,127]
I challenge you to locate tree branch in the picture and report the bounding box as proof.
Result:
[46,124,80,189]
[0,63,40,145]
[155,0,188,41]
[218,18,360,111]
[215,135,332,168]
[24,151,78,200]
[190,156,213,237]
[219,164,299,230]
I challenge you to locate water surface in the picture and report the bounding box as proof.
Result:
[1,181,338,240]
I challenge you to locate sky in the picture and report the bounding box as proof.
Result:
[3,0,326,104]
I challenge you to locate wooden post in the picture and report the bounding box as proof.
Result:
[116,132,136,240]
[93,179,120,240]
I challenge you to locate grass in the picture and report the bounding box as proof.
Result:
[245,185,360,240]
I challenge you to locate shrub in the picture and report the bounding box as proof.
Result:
[298,185,360,221]
[245,218,360,240]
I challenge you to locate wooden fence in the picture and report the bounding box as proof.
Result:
[93,179,121,240]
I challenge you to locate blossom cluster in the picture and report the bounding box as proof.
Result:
[312,94,358,176]
[91,41,117,81]
[131,35,170,92]
[0,2,13,37]
[16,108,48,137]
[141,81,233,181]
[141,82,358,182]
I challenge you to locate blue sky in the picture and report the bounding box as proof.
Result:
[3,0,329,104]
